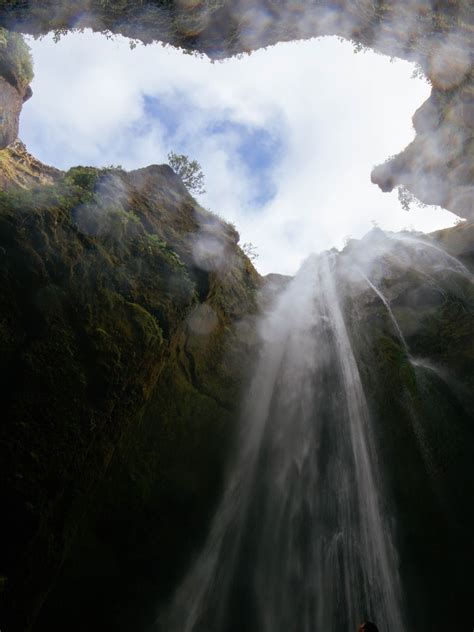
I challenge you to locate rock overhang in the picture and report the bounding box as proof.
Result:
[0,0,472,218]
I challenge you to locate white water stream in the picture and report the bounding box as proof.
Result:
[164,250,405,632]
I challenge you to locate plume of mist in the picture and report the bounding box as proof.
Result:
[186,302,218,335]
[72,170,132,238]
[190,203,245,279]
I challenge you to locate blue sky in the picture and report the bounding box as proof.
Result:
[205,121,281,206]
[143,93,282,206]
[21,31,457,274]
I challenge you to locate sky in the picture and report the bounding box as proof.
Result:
[21,30,458,275]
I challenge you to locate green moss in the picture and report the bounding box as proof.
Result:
[65,166,102,190]
[37,333,238,631]
[374,334,417,394]
[65,165,125,190]
[0,162,261,630]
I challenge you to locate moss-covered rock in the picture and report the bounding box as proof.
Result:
[340,225,474,630]
[0,164,260,631]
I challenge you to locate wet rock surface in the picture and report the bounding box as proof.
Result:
[0,164,260,631]
[338,226,474,631]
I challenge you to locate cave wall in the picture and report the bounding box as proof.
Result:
[0,2,473,630]
[343,224,474,630]
[0,162,260,631]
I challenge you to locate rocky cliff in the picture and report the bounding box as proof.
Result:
[0,140,61,189]
[0,159,260,631]
[0,26,32,147]
[340,225,474,630]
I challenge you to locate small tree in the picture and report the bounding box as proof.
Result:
[242,242,259,262]
[398,185,427,212]
[167,151,206,195]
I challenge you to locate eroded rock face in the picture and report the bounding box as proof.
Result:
[0,1,469,58]
[0,26,33,148]
[341,225,474,631]
[0,165,260,631]
[0,76,23,147]
[0,140,61,189]
[371,78,474,220]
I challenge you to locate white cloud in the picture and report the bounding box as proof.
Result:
[21,31,457,275]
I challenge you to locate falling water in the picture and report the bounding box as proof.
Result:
[361,274,410,355]
[390,234,472,278]
[163,251,404,632]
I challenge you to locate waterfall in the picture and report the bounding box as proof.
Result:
[361,273,410,355]
[163,250,405,632]
[390,234,472,278]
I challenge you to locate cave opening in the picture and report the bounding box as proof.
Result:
[1,5,473,632]
[20,29,458,274]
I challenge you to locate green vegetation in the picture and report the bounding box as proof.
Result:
[242,241,258,262]
[397,185,427,212]
[168,151,206,195]
[0,163,261,630]
[0,146,38,186]
[0,27,33,91]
